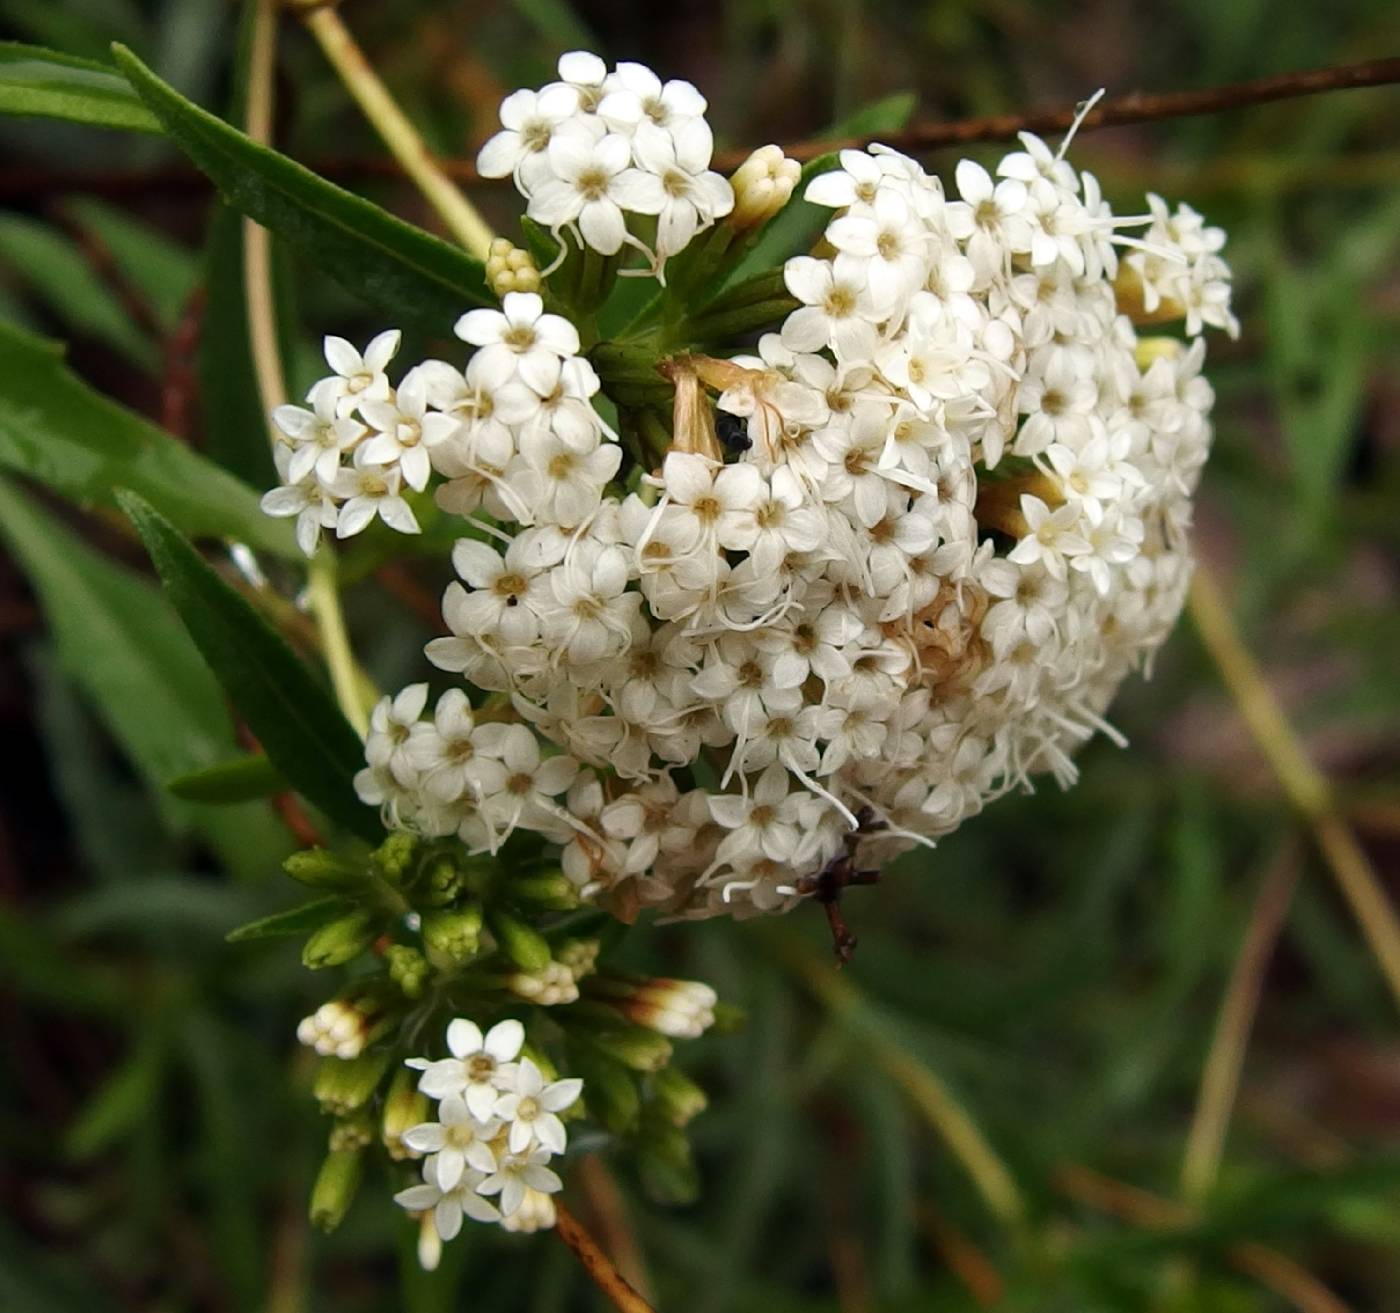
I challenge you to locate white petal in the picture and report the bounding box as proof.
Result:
[323,335,360,376]
[578,199,625,254]
[446,1017,484,1058]
[483,1018,525,1062]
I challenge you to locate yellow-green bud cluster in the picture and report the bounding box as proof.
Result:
[486,236,541,297]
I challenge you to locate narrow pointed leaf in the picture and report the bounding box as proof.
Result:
[0,320,292,555]
[226,896,346,943]
[167,753,285,803]
[0,41,159,132]
[117,492,382,844]
[111,44,493,331]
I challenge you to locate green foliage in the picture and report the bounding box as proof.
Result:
[0,39,158,131]
[226,896,348,944]
[119,491,383,843]
[0,475,245,807]
[0,320,291,553]
[166,752,285,803]
[111,44,494,332]
[0,211,159,367]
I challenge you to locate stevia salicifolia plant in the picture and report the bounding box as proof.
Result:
[248,45,1238,1259]
[5,8,1397,1310]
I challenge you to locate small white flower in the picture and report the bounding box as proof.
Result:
[330,455,420,538]
[408,1018,526,1119]
[492,1057,582,1154]
[394,1165,501,1241]
[527,122,652,257]
[455,292,580,394]
[478,1148,563,1220]
[402,1095,501,1191]
[308,330,400,419]
[476,83,582,190]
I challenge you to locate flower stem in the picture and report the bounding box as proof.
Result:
[1187,564,1400,1011]
[774,933,1026,1234]
[553,1200,656,1313]
[296,3,494,260]
[243,0,284,407]
[306,555,369,738]
[1179,844,1299,1207]
[243,0,374,738]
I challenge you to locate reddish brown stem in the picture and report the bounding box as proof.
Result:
[6,58,1397,201]
[553,1200,656,1313]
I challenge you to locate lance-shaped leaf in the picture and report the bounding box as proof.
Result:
[0,41,160,133]
[226,896,348,943]
[167,753,286,803]
[118,492,382,844]
[111,44,493,331]
[0,473,240,802]
[0,320,292,555]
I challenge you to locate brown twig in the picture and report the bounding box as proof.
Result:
[758,56,1400,164]
[48,203,165,343]
[919,1204,1006,1307]
[1055,1163,1352,1313]
[1187,565,1400,1013]
[374,563,447,632]
[553,1200,656,1313]
[161,286,206,441]
[6,58,1397,202]
[575,1155,655,1305]
[1180,844,1300,1206]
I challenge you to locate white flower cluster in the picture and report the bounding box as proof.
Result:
[262,292,619,555]
[257,58,1236,922]
[393,1018,582,1256]
[476,50,734,273]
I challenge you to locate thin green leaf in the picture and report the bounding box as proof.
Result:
[0,473,241,795]
[197,203,276,487]
[65,197,200,331]
[225,896,345,943]
[65,1036,163,1159]
[118,491,382,844]
[167,752,285,803]
[827,90,917,136]
[111,43,493,332]
[0,319,292,554]
[0,40,158,132]
[0,212,158,368]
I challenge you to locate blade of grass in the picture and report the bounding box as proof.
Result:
[1188,565,1400,1011]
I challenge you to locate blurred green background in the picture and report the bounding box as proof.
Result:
[2,1,1399,1310]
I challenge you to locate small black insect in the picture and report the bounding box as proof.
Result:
[794,808,888,965]
[715,409,751,452]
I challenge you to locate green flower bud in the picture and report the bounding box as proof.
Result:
[372,832,418,884]
[508,871,580,911]
[329,1109,374,1152]
[302,911,376,969]
[309,1147,362,1232]
[571,1047,640,1136]
[422,904,483,966]
[487,909,552,973]
[583,1025,673,1073]
[651,1065,708,1127]
[381,1069,429,1161]
[283,847,363,889]
[504,962,578,1006]
[634,1116,699,1205]
[385,944,430,998]
[420,853,464,905]
[312,1049,391,1116]
[555,937,601,979]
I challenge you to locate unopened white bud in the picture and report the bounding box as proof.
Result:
[728,145,801,229]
